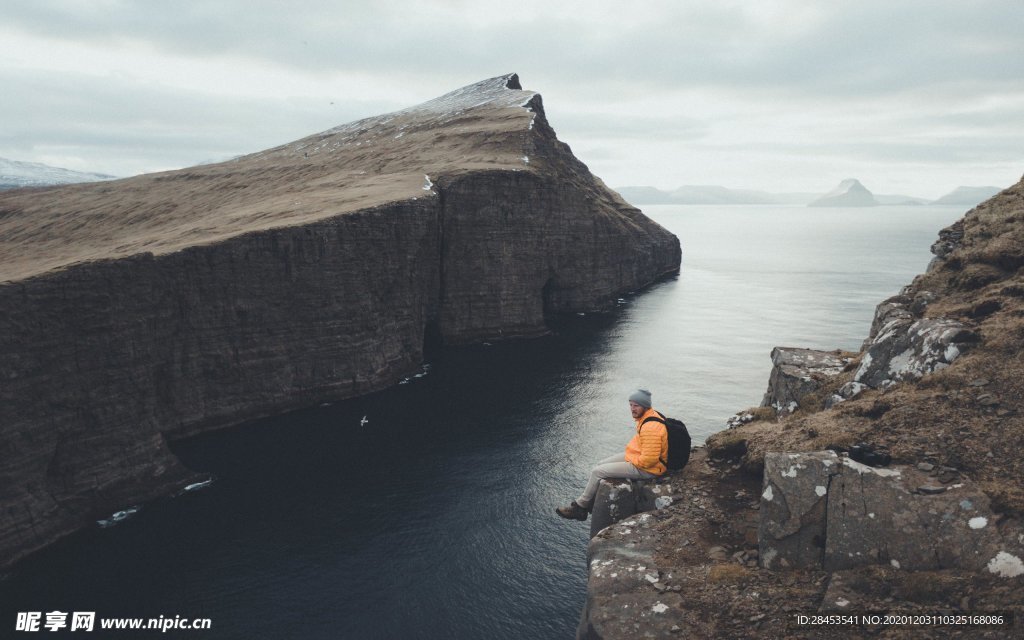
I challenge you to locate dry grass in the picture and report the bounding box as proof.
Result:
[706,564,749,583]
[0,94,539,282]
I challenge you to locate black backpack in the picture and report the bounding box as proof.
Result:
[641,412,692,472]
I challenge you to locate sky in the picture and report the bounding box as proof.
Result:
[1,0,1022,199]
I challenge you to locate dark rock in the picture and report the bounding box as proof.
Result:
[969,299,1002,319]
[977,394,1000,407]
[929,219,965,264]
[848,443,892,467]
[0,74,681,569]
[909,290,937,314]
[938,471,959,484]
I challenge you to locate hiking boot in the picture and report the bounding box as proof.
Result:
[555,501,589,521]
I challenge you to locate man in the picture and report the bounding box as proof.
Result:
[556,389,668,521]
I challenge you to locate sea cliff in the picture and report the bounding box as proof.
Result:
[0,74,680,569]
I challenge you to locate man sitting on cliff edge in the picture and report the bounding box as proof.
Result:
[556,389,668,521]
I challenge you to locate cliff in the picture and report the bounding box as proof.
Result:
[580,176,1024,638]
[0,74,680,569]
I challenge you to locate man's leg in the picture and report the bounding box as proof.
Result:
[575,460,653,511]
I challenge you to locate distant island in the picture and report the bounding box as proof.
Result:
[931,185,1002,205]
[807,178,878,207]
[617,180,1001,208]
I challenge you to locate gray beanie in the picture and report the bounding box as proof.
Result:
[628,389,652,408]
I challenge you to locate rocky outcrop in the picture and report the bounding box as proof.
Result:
[854,316,977,389]
[759,347,852,414]
[0,74,680,568]
[589,477,686,538]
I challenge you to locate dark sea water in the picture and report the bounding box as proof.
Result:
[1,205,968,639]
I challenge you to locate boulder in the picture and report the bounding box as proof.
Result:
[759,451,841,569]
[854,317,977,388]
[861,294,914,350]
[760,452,1024,574]
[590,477,685,538]
[760,347,849,414]
[825,457,1011,572]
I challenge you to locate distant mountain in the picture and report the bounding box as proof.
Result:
[931,186,1002,206]
[668,185,777,204]
[875,194,930,206]
[0,157,116,190]
[617,185,782,205]
[808,178,878,207]
[617,180,973,208]
[616,186,676,204]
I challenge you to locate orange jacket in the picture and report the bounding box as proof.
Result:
[624,407,668,475]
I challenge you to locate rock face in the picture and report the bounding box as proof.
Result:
[854,316,976,388]
[589,477,685,538]
[0,74,680,568]
[759,451,840,569]
[808,178,878,207]
[760,452,1024,574]
[759,347,851,414]
[578,512,669,640]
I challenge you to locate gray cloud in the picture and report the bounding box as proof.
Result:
[0,67,394,175]
[7,1,1023,95]
[1,1,1021,193]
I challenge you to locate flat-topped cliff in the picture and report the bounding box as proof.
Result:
[0,74,680,568]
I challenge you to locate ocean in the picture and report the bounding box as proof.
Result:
[0,204,968,639]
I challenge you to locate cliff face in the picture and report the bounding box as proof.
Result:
[0,74,680,568]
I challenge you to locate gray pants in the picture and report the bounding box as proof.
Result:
[575,453,656,510]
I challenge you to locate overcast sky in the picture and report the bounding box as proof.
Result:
[2,0,1022,199]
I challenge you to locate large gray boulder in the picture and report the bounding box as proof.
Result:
[590,477,685,538]
[759,451,841,569]
[760,348,849,414]
[826,457,1007,572]
[854,317,976,388]
[760,452,1024,575]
